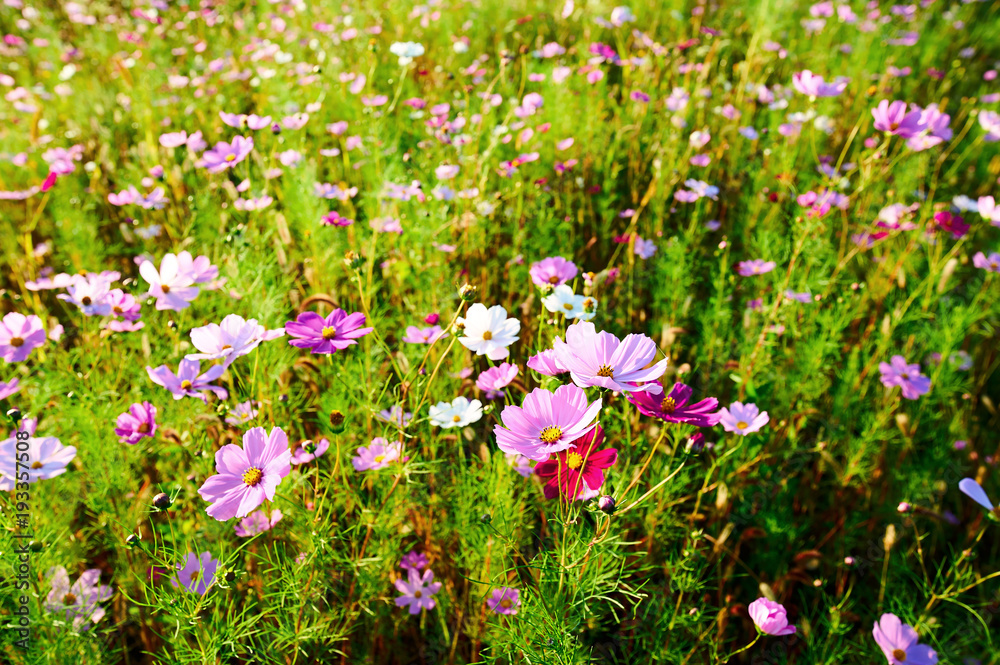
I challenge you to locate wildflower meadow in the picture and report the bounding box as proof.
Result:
[2,0,1000,663]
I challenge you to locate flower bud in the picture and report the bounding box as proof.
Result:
[458,283,478,302]
[344,251,364,270]
[153,493,172,510]
[897,502,912,514]
[329,410,346,433]
[225,570,237,583]
[6,408,22,425]
[597,495,616,515]
[126,533,141,549]
[480,513,492,524]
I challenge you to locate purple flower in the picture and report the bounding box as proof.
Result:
[114,401,157,445]
[0,313,47,363]
[187,314,285,367]
[108,288,142,321]
[285,309,373,354]
[494,384,602,462]
[718,402,769,435]
[784,290,812,303]
[45,567,112,631]
[486,587,520,615]
[58,274,113,316]
[198,426,292,521]
[376,406,412,427]
[872,100,926,138]
[878,356,930,400]
[291,438,330,465]
[139,254,200,311]
[872,613,938,665]
[234,508,283,537]
[634,236,657,259]
[0,377,20,401]
[0,435,76,489]
[200,136,254,172]
[402,325,444,344]
[352,437,403,471]
[737,259,777,276]
[748,598,796,636]
[526,349,567,376]
[147,359,228,402]
[225,400,259,427]
[400,551,429,571]
[173,552,219,595]
[958,478,994,511]
[973,252,1000,273]
[627,382,721,427]
[476,363,519,399]
[552,321,668,394]
[529,256,578,288]
[792,70,849,97]
[394,569,442,614]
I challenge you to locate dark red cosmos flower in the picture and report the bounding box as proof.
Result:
[627,381,721,427]
[535,426,617,500]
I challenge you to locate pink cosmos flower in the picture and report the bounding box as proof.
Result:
[958,478,994,511]
[0,377,20,401]
[718,401,770,435]
[225,400,259,427]
[872,613,937,665]
[879,356,930,399]
[394,569,442,614]
[973,252,1000,273]
[476,363,519,399]
[352,437,403,471]
[748,598,796,636]
[978,196,1000,225]
[376,406,412,427]
[737,259,777,276]
[0,312,47,363]
[526,349,567,376]
[529,256,578,288]
[627,382,721,427]
[321,210,354,227]
[198,426,292,521]
[552,321,668,394]
[58,274,114,316]
[139,254,200,311]
[114,401,157,445]
[285,309,373,354]
[872,100,926,138]
[0,435,76,489]
[534,426,618,500]
[200,136,254,172]
[234,508,283,537]
[402,325,445,344]
[107,289,142,321]
[291,438,330,465]
[146,358,228,402]
[172,552,218,595]
[494,384,602,462]
[486,587,520,615]
[45,567,112,631]
[792,70,849,97]
[187,314,285,367]
[175,251,219,285]
[401,551,429,571]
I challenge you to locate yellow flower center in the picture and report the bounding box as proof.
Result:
[31,461,44,469]
[414,590,422,598]
[548,275,559,284]
[62,592,77,605]
[596,364,615,377]
[736,421,748,429]
[180,380,193,389]
[225,153,237,162]
[374,455,385,463]
[539,426,562,443]
[482,330,493,340]
[113,306,123,314]
[322,327,337,340]
[9,337,24,347]
[892,650,907,661]
[161,284,171,293]
[660,397,676,413]
[500,598,513,608]
[242,467,263,486]
[452,415,462,422]
[566,452,584,469]
[81,296,93,306]
[190,570,200,581]
[563,303,573,310]
[138,423,150,433]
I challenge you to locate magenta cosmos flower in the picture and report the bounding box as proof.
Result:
[873,613,937,665]
[494,383,602,462]
[147,358,227,402]
[285,309,373,354]
[234,508,283,537]
[476,363,519,399]
[872,100,926,138]
[529,256,578,288]
[486,587,521,615]
[552,321,667,394]
[352,437,403,471]
[627,382,721,427]
[748,598,796,636]
[395,569,442,615]
[718,402,769,436]
[114,401,157,445]
[527,349,567,376]
[200,135,254,172]
[173,551,218,595]
[402,325,444,344]
[535,426,617,500]
[198,426,292,521]
[737,259,776,276]
[401,551,429,571]
[0,312,46,363]
[878,356,930,400]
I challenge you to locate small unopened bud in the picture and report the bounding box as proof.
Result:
[897,501,912,514]
[6,408,22,425]
[458,283,478,302]
[224,570,237,583]
[344,251,363,270]
[271,123,281,134]
[844,556,855,566]
[29,540,43,552]
[153,493,172,510]
[126,534,141,548]
[597,495,616,515]
[685,432,705,454]
[480,513,492,524]
[329,410,346,432]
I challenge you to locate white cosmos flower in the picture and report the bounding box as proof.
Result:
[429,396,483,428]
[457,303,520,360]
[541,285,597,321]
[389,41,425,66]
